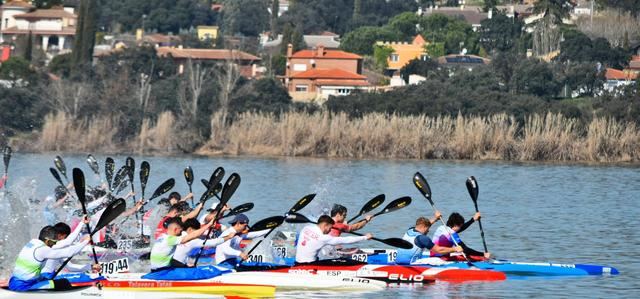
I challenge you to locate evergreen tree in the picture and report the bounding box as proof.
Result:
[72,0,86,66]
[73,0,98,67]
[24,31,33,61]
[270,0,279,36]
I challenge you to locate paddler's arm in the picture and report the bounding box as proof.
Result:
[458,212,480,233]
[180,221,213,244]
[245,229,270,239]
[416,235,462,254]
[324,233,372,245]
[121,200,144,217]
[203,231,236,247]
[37,237,90,260]
[347,214,373,232]
[180,202,204,222]
[429,210,442,225]
[54,216,89,248]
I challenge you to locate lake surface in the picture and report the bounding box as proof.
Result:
[1,154,638,298]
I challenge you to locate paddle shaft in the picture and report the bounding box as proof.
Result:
[473,201,488,253]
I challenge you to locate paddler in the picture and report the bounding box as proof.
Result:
[40,219,101,277]
[395,212,463,264]
[329,204,373,237]
[171,218,235,267]
[295,215,372,264]
[155,202,204,239]
[8,226,90,291]
[215,214,269,266]
[150,217,213,271]
[431,212,491,260]
[0,173,7,189]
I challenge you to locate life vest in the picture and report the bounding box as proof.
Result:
[11,239,47,281]
[395,228,425,264]
[430,225,461,257]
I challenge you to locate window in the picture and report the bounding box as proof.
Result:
[390,54,399,62]
[337,88,351,95]
[295,85,308,92]
[293,64,307,71]
[421,54,429,61]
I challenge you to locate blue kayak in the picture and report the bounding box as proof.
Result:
[362,252,619,276]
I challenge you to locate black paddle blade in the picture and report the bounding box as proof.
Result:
[72,168,87,207]
[213,182,222,194]
[288,193,317,214]
[91,198,126,236]
[105,157,115,189]
[49,167,65,187]
[374,196,412,216]
[250,216,285,232]
[149,178,175,201]
[220,173,241,204]
[413,172,434,205]
[348,194,385,223]
[378,237,414,249]
[111,166,129,192]
[54,155,67,180]
[139,161,150,193]
[228,202,254,216]
[200,179,209,189]
[184,166,194,186]
[125,157,135,183]
[115,178,130,194]
[3,146,12,172]
[86,154,100,175]
[208,167,225,191]
[466,176,479,202]
[285,212,314,224]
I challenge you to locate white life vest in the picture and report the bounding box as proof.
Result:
[12,239,47,280]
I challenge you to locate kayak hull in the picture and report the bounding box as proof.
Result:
[0,286,227,299]
[211,271,386,291]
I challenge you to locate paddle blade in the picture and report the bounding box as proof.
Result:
[91,198,126,236]
[285,212,314,224]
[115,178,130,195]
[184,166,194,187]
[413,172,434,205]
[375,196,412,216]
[288,193,317,214]
[466,176,479,202]
[139,161,150,193]
[111,166,129,192]
[228,202,254,216]
[378,237,414,249]
[208,167,225,191]
[105,157,115,189]
[3,146,12,172]
[86,154,100,175]
[250,216,285,232]
[200,179,209,189]
[220,173,240,204]
[349,194,385,223]
[72,168,87,206]
[125,157,135,183]
[49,167,64,187]
[54,156,67,179]
[149,178,175,201]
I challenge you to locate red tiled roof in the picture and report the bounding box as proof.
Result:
[316,79,370,86]
[605,68,638,80]
[412,34,426,45]
[290,68,367,80]
[1,1,33,8]
[14,9,77,19]
[291,49,361,60]
[1,26,76,35]
[157,47,260,61]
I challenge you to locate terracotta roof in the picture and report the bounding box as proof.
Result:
[1,26,76,35]
[157,47,260,61]
[291,49,361,60]
[14,9,77,19]
[320,31,339,37]
[412,34,426,45]
[142,34,180,44]
[290,68,367,80]
[605,68,638,80]
[316,79,370,86]
[1,1,33,8]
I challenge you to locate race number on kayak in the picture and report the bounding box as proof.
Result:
[100,258,130,274]
[117,239,135,252]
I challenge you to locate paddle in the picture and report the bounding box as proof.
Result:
[105,158,115,191]
[371,196,412,218]
[50,167,75,200]
[184,166,194,207]
[115,178,130,195]
[208,167,225,190]
[86,154,105,187]
[194,173,241,266]
[143,178,176,205]
[347,194,385,224]
[198,182,223,208]
[245,193,317,256]
[138,161,151,237]
[125,157,137,204]
[111,166,129,193]
[219,202,254,219]
[71,168,100,268]
[1,146,11,192]
[54,155,69,183]
[201,179,209,189]
[285,212,413,249]
[413,172,473,265]
[466,176,488,253]
[52,197,127,279]
[250,216,285,233]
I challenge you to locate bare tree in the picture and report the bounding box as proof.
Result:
[47,79,92,118]
[215,51,242,126]
[178,58,210,121]
[137,66,153,115]
[576,9,640,48]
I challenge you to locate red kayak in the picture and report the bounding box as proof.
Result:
[240,260,506,283]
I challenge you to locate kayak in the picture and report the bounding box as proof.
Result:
[0,285,227,299]
[107,270,384,292]
[239,259,506,282]
[357,249,619,276]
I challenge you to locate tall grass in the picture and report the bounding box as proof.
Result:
[34,111,640,162]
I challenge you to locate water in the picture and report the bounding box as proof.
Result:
[1,154,638,297]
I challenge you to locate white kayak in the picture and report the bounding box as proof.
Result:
[210,271,386,291]
[0,286,225,299]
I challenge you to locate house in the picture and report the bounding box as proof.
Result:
[156,47,262,78]
[197,26,218,42]
[604,67,637,92]
[376,35,429,72]
[284,44,370,102]
[437,54,490,70]
[0,1,77,55]
[139,33,181,48]
[420,6,489,31]
[261,32,340,50]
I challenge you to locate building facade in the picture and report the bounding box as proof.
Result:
[376,34,429,71]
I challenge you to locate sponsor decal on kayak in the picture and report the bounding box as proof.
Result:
[387,273,426,282]
[288,269,317,274]
[100,258,130,274]
[355,269,387,278]
[351,253,368,262]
